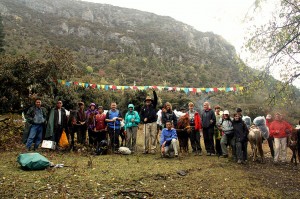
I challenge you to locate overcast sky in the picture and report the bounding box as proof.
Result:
[82,0,267,55]
[81,0,300,87]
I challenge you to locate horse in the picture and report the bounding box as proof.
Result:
[175,114,191,154]
[288,129,299,166]
[248,125,264,163]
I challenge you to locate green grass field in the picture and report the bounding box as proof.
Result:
[1,126,300,198]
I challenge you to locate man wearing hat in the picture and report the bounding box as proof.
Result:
[140,89,158,154]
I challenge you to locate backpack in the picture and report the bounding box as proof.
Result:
[221,118,234,135]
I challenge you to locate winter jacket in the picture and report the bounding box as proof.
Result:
[95,113,107,131]
[269,120,293,138]
[140,90,157,124]
[23,106,47,143]
[219,118,234,135]
[201,109,216,128]
[45,107,68,139]
[86,109,99,130]
[160,128,177,146]
[187,111,202,130]
[106,109,122,129]
[162,110,177,127]
[233,118,249,142]
[124,104,140,130]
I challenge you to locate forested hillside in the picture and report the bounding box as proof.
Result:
[0,0,299,122]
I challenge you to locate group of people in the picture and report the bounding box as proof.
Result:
[23,91,298,165]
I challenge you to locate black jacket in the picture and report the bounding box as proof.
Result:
[201,109,216,128]
[233,119,249,142]
[140,90,157,124]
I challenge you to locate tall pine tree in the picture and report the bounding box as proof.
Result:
[0,15,5,53]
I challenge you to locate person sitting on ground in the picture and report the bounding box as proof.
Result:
[160,121,178,158]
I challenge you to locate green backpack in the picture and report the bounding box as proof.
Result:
[17,153,50,170]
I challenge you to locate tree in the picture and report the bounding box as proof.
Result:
[0,15,5,53]
[245,0,300,104]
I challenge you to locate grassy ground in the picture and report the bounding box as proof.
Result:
[1,126,300,199]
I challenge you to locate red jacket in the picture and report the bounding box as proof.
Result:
[95,113,107,131]
[269,120,292,138]
[187,111,202,131]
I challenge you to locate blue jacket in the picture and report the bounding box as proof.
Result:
[160,128,177,145]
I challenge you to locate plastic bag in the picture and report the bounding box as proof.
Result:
[17,153,50,170]
[59,130,69,148]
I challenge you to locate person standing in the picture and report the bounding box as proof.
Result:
[156,106,165,145]
[232,113,249,164]
[269,112,293,164]
[86,103,99,146]
[160,121,178,158]
[214,105,222,156]
[105,102,123,153]
[25,98,48,151]
[95,106,107,146]
[46,100,68,148]
[140,89,158,154]
[219,110,235,159]
[76,102,87,145]
[201,101,216,156]
[124,104,140,153]
[187,102,202,155]
[161,102,177,128]
[266,114,274,158]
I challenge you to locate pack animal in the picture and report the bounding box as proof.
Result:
[176,114,191,154]
[248,125,264,163]
[288,129,299,166]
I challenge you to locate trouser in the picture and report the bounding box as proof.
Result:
[76,125,87,144]
[26,124,44,150]
[203,127,215,154]
[274,137,287,162]
[243,141,248,161]
[126,126,138,152]
[144,122,157,152]
[221,134,236,158]
[88,129,99,147]
[54,125,64,145]
[69,127,76,149]
[215,138,222,156]
[162,139,178,157]
[267,136,275,158]
[108,127,120,152]
[190,128,202,153]
[236,141,247,161]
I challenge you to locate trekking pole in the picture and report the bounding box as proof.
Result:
[113,120,116,152]
[144,123,146,153]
